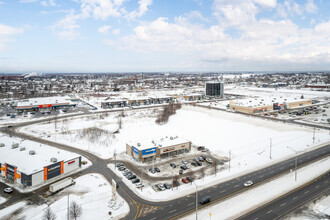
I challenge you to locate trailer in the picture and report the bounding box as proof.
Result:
[49,177,75,193]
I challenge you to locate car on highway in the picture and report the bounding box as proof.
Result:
[4,187,13,193]
[157,183,166,191]
[200,196,211,204]
[244,181,253,187]
[181,178,189,184]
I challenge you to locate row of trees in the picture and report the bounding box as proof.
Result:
[155,102,182,125]
[43,201,82,220]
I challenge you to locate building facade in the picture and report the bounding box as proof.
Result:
[205,82,224,96]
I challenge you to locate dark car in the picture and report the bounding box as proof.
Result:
[124,171,132,177]
[149,168,156,174]
[164,183,172,189]
[128,175,136,180]
[115,162,123,167]
[118,166,126,171]
[196,161,202,166]
[132,178,140,184]
[200,196,211,204]
[193,157,200,162]
[200,155,206,160]
[170,163,176,168]
[179,169,184,175]
[198,156,205,162]
[191,161,198,167]
[186,177,193,182]
[180,165,187,170]
[154,167,160,173]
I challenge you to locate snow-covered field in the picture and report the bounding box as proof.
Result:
[182,156,330,220]
[0,173,129,220]
[0,197,6,205]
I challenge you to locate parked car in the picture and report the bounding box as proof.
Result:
[179,169,184,175]
[186,177,193,182]
[200,196,211,204]
[206,158,213,164]
[170,163,176,168]
[200,155,206,160]
[128,175,137,180]
[193,157,200,162]
[244,181,253,187]
[197,146,205,151]
[157,184,166,191]
[164,183,172,189]
[201,148,209,152]
[4,188,13,193]
[116,162,123,167]
[196,161,202,166]
[149,168,155,174]
[198,156,205,162]
[182,178,189,184]
[136,183,144,188]
[118,166,126,171]
[181,160,188,164]
[191,161,198,167]
[132,178,140,184]
[154,167,160,173]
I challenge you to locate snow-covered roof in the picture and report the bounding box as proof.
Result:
[0,136,80,174]
[127,136,190,150]
[231,96,308,108]
[17,96,74,109]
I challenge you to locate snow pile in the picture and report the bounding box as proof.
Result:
[22,72,42,78]
[0,174,129,220]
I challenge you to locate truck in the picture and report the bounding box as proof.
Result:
[49,177,75,193]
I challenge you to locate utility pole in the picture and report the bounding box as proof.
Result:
[229,150,231,172]
[67,194,70,220]
[269,138,272,159]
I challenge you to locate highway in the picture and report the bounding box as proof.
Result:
[0,106,329,219]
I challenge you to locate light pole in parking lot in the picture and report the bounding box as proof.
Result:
[287,146,298,181]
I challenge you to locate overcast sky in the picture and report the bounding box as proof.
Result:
[0,0,330,73]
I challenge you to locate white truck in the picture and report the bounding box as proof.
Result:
[49,177,75,193]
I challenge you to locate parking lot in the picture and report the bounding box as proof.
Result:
[114,148,227,192]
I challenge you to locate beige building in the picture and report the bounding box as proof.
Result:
[229,97,312,114]
[126,136,191,162]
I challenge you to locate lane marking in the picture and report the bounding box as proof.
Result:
[169,210,176,213]
[188,203,194,206]
[304,191,309,194]
[293,196,298,200]
[315,185,319,188]
[235,185,239,188]
[266,210,272,214]
[220,190,226,193]
[280,203,286,207]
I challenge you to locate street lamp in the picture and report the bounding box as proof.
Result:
[287,146,298,181]
[188,173,198,220]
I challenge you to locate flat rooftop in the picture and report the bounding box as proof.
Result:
[17,96,74,108]
[127,136,190,151]
[0,136,80,175]
[231,96,308,108]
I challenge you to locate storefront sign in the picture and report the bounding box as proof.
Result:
[133,147,139,155]
[68,160,75,165]
[142,148,156,155]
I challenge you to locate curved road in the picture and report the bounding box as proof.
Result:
[0,106,329,219]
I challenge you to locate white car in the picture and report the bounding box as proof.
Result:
[244,181,253,187]
[157,184,165,191]
[4,187,13,193]
[136,183,144,188]
[206,158,213,164]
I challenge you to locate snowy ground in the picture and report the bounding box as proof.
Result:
[19,105,330,160]
[0,173,129,220]
[285,195,330,220]
[182,156,330,220]
[0,196,6,205]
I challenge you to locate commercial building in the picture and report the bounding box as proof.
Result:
[126,136,191,162]
[101,96,174,109]
[229,97,312,114]
[16,96,76,112]
[205,82,224,96]
[0,137,81,188]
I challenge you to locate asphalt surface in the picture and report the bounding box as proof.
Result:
[238,172,330,220]
[0,106,329,220]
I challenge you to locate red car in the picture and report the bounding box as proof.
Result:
[182,178,189,184]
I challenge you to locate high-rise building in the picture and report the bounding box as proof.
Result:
[205,82,224,96]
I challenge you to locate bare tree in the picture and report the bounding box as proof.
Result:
[70,201,82,220]
[42,207,57,220]
[173,175,179,189]
[212,160,218,176]
[118,117,122,130]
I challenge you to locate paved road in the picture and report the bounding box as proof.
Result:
[238,172,330,220]
[1,106,329,219]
